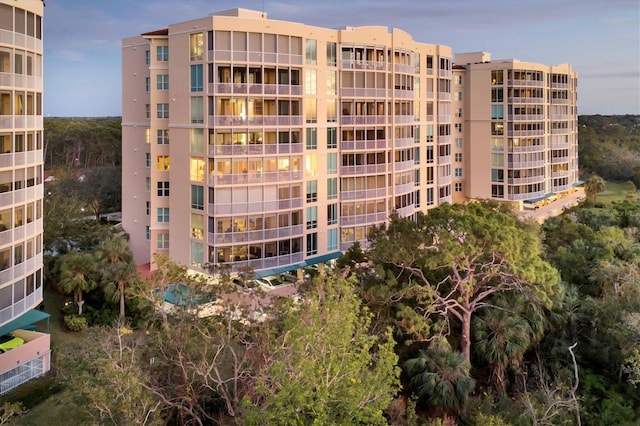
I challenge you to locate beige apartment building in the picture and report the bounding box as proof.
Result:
[122,9,578,278]
[0,0,50,394]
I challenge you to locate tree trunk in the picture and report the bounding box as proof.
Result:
[461,309,472,364]
[119,283,126,318]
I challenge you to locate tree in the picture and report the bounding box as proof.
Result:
[368,202,560,365]
[584,175,606,203]
[97,237,138,318]
[242,275,401,425]
[472,306,534,392]
[404,342,475,417]
[58,251,98,315]
[69,324,163,425]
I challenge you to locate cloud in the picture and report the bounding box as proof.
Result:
[56,49,85,62]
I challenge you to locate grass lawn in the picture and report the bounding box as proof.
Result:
[596,181,638,204]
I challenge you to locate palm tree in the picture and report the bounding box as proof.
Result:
[97,237,137,318]
[585,175,606,203]
[59,252,98,315]
[472,308,533,392]
[404,344,475,416]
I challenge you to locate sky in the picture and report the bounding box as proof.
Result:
[43,0,640,117]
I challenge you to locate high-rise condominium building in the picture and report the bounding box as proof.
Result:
[0,0,50,395]
[122,9,578,278]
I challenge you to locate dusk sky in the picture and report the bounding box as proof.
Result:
[43,0,639,117]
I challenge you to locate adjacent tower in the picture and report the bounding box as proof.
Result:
[0,0,50,395]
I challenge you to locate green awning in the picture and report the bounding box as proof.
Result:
[524,192,556,204]
[253,251,343,279]
[0,309,50,336]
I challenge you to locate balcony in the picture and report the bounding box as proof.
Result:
[210,82,303,96]
[209,115,303,127]
[210,170,303,186]
[340,139,387,151]
[340,188,387,201]
[339,88,388,98]
[209,50,303,65]
[340,115,387,126]
[340,212,388,227]
[210,224,304,245]
[0,330,51,395]
[341,59,388,71]
[340,164,388,176]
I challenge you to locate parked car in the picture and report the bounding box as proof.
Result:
[280,272,298,283]
[0,333,24,353]
[253,275,283,289]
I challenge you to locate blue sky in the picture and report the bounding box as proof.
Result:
[44,0,639,116]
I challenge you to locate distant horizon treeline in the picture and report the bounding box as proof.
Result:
[44,117,121,170]
[43,115,640,182]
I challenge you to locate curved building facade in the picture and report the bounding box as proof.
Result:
[122,9,452,277]
[0,0,50,395]
[122,10,578,279]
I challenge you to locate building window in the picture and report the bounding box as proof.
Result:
[455,138,463,148]
[491,105,504,119]
[190,64,203,92]
[306,127,317,149]
[415,169,420,186]
[305,39,317,65]
[157,233,169,250]
[306,206,318,229]
[191,214,204,239]
[492,184,504,199]
[157,129,169,144]
[145,226,150,240]
[157,155,170,171]
[156,46,168,61]
[327,42,337,67]
[328,203,337,225]
[455,123,462,133]
[145,77,150,92]
[327,127,337,148]
[491,153,504,167]
[327,153,337,174]
[145,104,150,119]
[491,169,504,182]
[157,207,169,223]
[455,182,463,192]
[491,122,503,136]
[306,180,318,203]
[415,147,420,165]
[146,201,150,215]
[157,74,169,91]
[327,178,337,200]
[144,50,150,66]
[305,69,317,95]
[327,228,338,251]
[190,33,204,61]
[454,167,463,178]
[146,177,151,192]
[491,70,504,85]
[191,185,204,210]
[306,233,318,255]
[455,153,462,162]
[190,128,204,153]
[427,187,434,206]
[190,157,205,182]
[491,87,503,102]
[454,75,463,85]
[157,181,169,196]
[456,108,463,118]
[157,103,169,119]
[190,242,203,267]
[426,145,434,163]
[455,92,462,101]
[191,97,203,124]
[145,153,151,168]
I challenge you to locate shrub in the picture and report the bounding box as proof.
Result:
[63,314,88,332]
